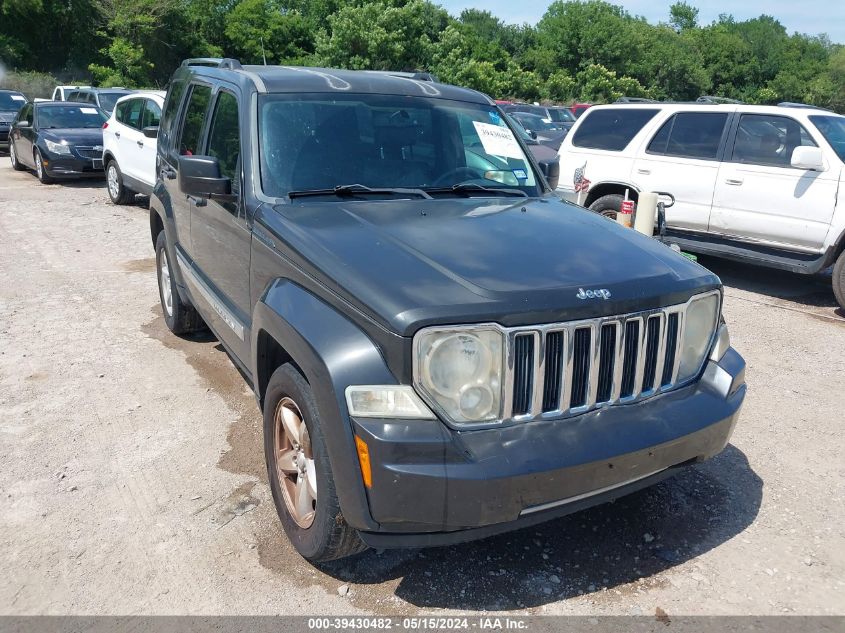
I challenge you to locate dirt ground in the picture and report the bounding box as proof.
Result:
[0,159,843,617]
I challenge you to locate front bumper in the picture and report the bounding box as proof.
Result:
[42,153,104,178]
[352,347,745,548]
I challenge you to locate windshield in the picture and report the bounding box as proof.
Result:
[98,92,128,113]
[37,104,107,129]
[514,114,557,132]
[548,108,575,123]
[258,93,541,198]
[810,115,845,162]
[0,92,26,111]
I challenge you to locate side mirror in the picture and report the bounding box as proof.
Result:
[528,130,537,140]
[538,158,560,190]
[15,120,30,128]
[142,126,159,139]
[178,156,234,201]
[791,146,824,171]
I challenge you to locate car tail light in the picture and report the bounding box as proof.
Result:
[102,122,108,129]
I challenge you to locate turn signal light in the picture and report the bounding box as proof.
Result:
[354,436,372,488]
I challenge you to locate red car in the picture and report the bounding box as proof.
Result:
[570,103,592,118]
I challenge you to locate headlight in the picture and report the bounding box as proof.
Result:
[414,326,504,424]
[677,292,720,381]
[44,139,71,155]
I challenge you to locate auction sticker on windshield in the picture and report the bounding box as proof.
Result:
[11,95,25,101]
[472,121,523,159]
[80,107,99,114]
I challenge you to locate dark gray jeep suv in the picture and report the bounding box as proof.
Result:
[149,58,746,562]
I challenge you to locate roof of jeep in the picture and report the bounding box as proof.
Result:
[179,63,494,105]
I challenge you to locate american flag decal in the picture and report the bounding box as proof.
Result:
[573,162,590,193]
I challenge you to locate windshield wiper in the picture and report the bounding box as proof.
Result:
[424,183,528,198]
[288,183,432,199]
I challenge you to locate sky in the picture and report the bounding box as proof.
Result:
[438,0,845,43]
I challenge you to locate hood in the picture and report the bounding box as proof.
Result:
[0,110,19,123]
[261,197,720,336]
[41,128,104,145]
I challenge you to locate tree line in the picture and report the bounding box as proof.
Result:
[1,0,843,110]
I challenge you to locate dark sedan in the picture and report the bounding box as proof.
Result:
[0,90,27,150]
[8,101,107,183]
[509,111,569,151]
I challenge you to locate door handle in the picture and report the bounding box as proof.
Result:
[187,194,207,207]
[725,178,743,186]
[137,140,144,148]
[115,132,120,139]
[636,168,651,175]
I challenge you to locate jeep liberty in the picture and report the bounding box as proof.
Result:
[149,59,746,562]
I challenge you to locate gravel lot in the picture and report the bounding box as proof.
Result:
[1,159,843,616]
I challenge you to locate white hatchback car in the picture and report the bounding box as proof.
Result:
[556,102,845,308]
[102,91,165,204]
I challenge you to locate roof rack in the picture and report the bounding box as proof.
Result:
[696,95,743,105]
[365,70,438,82]
[615,96,658,103]
[777,101,831,111]
[181,58,243,70]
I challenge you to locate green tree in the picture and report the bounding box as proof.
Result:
[669,2,698,32]
[225,0,313,65]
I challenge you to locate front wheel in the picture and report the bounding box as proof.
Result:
[154,231,205,334]
[9,142,26,171]
[588,193,624,220]
[34,149,53,184]
[106,160,135,204]
[264,364,367,562]
[833,250,845,311]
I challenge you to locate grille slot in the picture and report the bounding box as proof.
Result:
[661,313,680,386]
[620,319,640,398]
[75,146,101,160]
[502,294,711,422]
[542,331,565,411]
[596,323,617,403]
[569,328,592,408]
[512,334,535,416]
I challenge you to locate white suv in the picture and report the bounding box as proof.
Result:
[556,102,845,309]
[102,91,165,204]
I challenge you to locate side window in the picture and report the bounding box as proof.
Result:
[572,108,659,151]
[52,88,60,101]
[67,92,81,103]
[178,84,212,156]
[206,91,241,185]
[125,99,144,130]
[115,101,128,124]
[142,99,162,129]
[18,103,33,124]
[159,80,186,152]
[731,114,817,168]
[647,112,728,160]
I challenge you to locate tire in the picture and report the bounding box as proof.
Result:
[589,193,624,220]
[9,142,26,171]
[34,149,54,184]
[833,250,845,311]
[264,364,367,562]
[154,231,205,335]
[106,159,135,205]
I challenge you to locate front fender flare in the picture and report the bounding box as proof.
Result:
[251,279,398,532]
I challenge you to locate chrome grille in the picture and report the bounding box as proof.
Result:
[503,301,697,421]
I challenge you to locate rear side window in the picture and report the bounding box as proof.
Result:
[647,112,728,160]
[116,99,143,128]
[206,91,241,184]
[572,108,659,151]
[731,114,817,167]
[178,84,212,156]
[142,99,162,129]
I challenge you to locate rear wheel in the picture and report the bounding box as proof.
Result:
[154,231,205,335]
[106,160,135,205]
[9,143,25,171]
[589,193,624,220]
[34,149,53,184]
[264,364,367,562]
[833,250,845,311]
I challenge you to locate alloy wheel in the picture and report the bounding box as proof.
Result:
[274,397,317,529]
[35,152,43,180]
[158,251,173,317]
[107,164,120,200]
